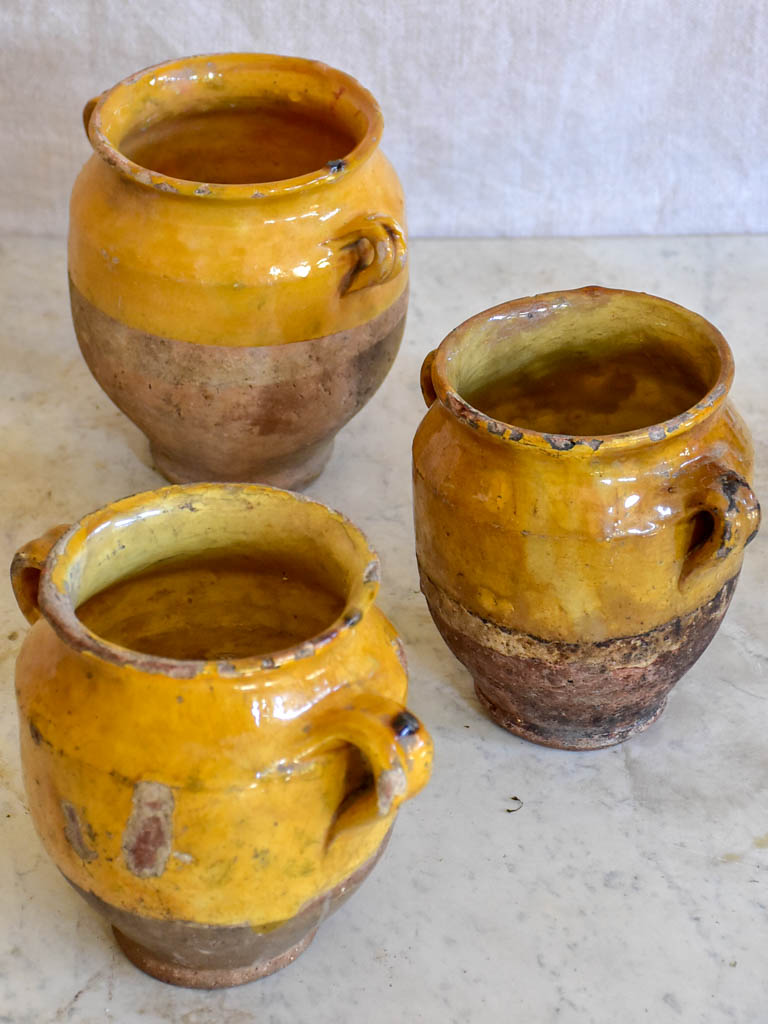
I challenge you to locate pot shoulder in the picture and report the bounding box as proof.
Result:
[15,607,408,784]
[68,152,407,346]
[413,400,756,640]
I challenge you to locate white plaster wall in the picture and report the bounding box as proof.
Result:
[1,0,766,238]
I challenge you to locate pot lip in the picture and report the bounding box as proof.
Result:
[86,52,384,200]
[431,285,734,454]
[37,483,381,680]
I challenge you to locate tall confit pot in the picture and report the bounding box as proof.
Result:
[69,53,408,487]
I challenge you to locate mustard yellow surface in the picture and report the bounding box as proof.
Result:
[413,288,760,643]
[13,485,432,927]
[68,53,407,346]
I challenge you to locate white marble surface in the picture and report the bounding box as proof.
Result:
[1,235,766,1023]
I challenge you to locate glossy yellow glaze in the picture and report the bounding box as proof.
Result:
[12,485,432,927]
[69,53,407,346]
[413,288,760,643]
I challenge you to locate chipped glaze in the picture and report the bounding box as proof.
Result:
[11,484,432,985]
[413,287,760,748]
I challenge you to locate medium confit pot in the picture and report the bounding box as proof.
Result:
[69,53,408,487]
[413,287,760,750]
[11,484,432,988]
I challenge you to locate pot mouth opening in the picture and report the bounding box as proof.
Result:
[434,286,733,453]
[38,484,380,679]
[87,53,382,199]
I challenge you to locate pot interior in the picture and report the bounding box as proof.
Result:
[50,486,375,665]
[451,292,723,437]
[120,101,358,184]
[76,548,346,660]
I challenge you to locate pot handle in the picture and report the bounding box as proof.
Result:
[292,694,432,847]
[679,465,760,591]
[420,349,438,406]
[329,216,407,295]
[10,525,70,624]
[82,90,108,138]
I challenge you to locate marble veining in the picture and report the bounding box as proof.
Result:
[0,236,766,1022]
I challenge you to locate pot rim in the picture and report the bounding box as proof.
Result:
[430,285,734,454]
[86,52,384,200]
[37,483,381,680]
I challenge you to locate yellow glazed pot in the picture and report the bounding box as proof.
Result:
[69,53,408,487]
[11,485,432,988]
[413,287,760,750]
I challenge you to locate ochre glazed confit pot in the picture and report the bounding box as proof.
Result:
[413,287,760,750]
[69,53,408,487]
[11,485,431,987]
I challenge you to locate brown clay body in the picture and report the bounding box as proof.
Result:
[71,287,406,488]
[413,287,760,749]
[69,54,408,486]
[74,838,389,988]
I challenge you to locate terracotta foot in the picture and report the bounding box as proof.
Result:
[113,924,318,989]
[474,682,668,751]
[150,439,334,490]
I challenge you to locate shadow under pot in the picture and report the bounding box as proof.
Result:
[69,53,408,488]
[11,484,431,987]
[413,286,760,750]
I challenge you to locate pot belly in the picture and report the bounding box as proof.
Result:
[70,281,407,487]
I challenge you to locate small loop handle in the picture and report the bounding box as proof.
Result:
[10,524,70,624]
[420,349,438,407]
[679,466,760,590]
[329,216,407,295]
[292,694,432,847]
[82,91,107,139]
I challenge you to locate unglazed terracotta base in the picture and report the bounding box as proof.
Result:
[70,830,392,989]
[149,439,335,490]
[71,282,407,486]
[113,924,318,989]
[421,571,737,750]
[474,686,668,751]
